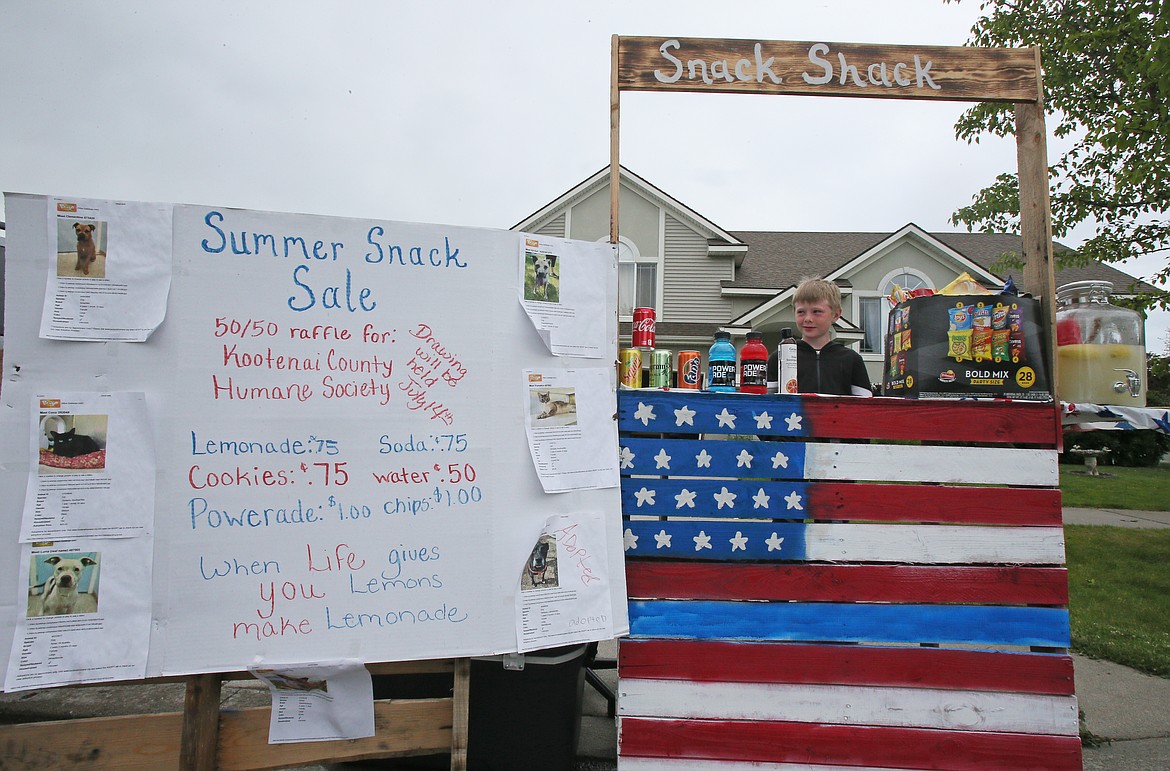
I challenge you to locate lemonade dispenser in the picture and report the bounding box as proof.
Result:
[1055,280,1146,405]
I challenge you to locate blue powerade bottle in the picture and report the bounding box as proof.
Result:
[706,331,737,392]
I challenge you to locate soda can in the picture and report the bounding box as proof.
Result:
[619,348,642,388]
[632,307,656,349]
[677,350,701,389]
[649,349,672,388]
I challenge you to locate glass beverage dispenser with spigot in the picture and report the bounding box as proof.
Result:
[1055,280,1146,406]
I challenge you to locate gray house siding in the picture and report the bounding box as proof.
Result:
[663,214,733,325]
[569,184,660,257]
[530,213,566,238]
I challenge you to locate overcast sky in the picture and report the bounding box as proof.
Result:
[2,1,1166,349]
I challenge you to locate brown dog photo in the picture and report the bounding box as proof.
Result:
[56,219,108,278]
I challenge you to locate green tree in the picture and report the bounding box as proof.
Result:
[1150,350,1170,405]
[947,0,1170,308]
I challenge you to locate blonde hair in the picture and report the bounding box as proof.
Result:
[794,277,842,315]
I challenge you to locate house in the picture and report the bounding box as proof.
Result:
[512,166,1155,387]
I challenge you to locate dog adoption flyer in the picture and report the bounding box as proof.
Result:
[40,196,173,342]
[21,392,156,542]
[518,235,612,359]
[523,367,620,493]
[5,538,152,691]
[249,659,375,744]
[516,512,613,652]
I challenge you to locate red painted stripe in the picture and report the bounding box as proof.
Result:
[625,562,1069,605]
[805,483,1062,524]
[619,717,1082,769]
[801,396,1059,446]
[619,641,1075,695]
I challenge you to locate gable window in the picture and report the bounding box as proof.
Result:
[859,268,933,356]
[611,238,658,319]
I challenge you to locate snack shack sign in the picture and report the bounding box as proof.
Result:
[617,37,1040,102]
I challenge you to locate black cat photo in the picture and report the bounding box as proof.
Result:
[48,428,101,457]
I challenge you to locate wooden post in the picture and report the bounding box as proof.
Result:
[610,34,621,246]
[449,658,471,771]
[180,673,223,771]
[1015,48,1060,439]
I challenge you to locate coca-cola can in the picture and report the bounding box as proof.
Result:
[677,350,701,389]
[632,307,656,349]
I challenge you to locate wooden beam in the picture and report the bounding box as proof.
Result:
[617,37,1040,102]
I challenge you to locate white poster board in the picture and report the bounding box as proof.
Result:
[0,193,627,683]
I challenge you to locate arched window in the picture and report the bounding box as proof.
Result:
[858,268,934,355]
[608,237,657,318]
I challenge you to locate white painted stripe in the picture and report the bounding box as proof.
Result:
[804,444,1058,486]
[618,754,916,771]
[805,523,1067,564]
[619,679,1079,736]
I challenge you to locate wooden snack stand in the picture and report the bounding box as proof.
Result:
[610,35,1078,769]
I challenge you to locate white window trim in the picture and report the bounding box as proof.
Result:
[878,266,933,294]
[607,235,664,322]
[856,293,886,361]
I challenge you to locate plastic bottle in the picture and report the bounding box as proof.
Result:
[706,331,737,392]
[778,327,798,394]
[738,331,768,394]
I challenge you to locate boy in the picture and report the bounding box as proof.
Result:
[766,278,873,396]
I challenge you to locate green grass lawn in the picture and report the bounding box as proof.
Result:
[1059,463,1170,509]
[1060,463,1170,677]
[1065,526,1170,677]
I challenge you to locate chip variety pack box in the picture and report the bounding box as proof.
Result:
[882,294,1052,400]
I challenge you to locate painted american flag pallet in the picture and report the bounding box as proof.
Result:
[616,391,1080,771]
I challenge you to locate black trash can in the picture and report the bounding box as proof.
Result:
[468,644,587,771]
[368,644,587,771]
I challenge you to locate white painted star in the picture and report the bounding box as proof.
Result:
[753,488,770,509]
[675,488,697,508]
[729,531,748,551]
[634,402,656,426]
[784,412,803,432]
[771,451,790,469]
[624,528,639,550]
[693,530,713,550]
[713,486,737,509]
[619,446,635,470]
[634,487,656,507]
[735,449,754,468]
[715,408,737,428]
[765,532,785,552]
[654,448,672,469]
[755,411,773,429]
[695,449,713,468]
[784,490,804,510]
[674,405,696,426]
[654,530,672,549]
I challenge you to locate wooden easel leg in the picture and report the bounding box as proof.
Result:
[450,658,471,771]
[180,673,223,771]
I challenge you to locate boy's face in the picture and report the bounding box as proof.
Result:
[795,299,841,346]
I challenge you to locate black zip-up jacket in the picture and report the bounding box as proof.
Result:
[766,340,873,396]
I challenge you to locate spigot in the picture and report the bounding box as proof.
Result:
[1112,368,1142,398]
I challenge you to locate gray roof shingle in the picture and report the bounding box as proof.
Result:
[726,228,1158,297]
